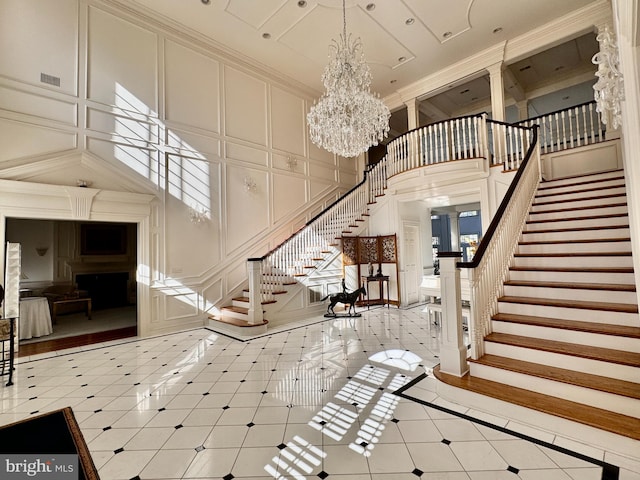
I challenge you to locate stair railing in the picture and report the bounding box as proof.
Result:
[243,115,539,321]
[457,126,540,360]
[515,100,605,155]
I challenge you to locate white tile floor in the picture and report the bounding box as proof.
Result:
[2,305,639,480]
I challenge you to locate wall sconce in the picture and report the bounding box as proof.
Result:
[189,205,209,224]
[286,156,298,171]
[35,247,48,256]
[244,176,257,193]
[76,179,92,188]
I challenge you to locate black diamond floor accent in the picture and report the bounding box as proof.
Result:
[277,443,287,450]
[114,448,124,454]
[317,472,329,479]
[246,422,255,428]
[195,445,205,452]
[441,438,451,445]
[507,466,520,474]
[102,426,112,431]
[129,476,141,480]
[222,405,230,410]
[222,474,234,480]
[319,420,327,426]
[261,391,268,394]
[412,468,423,477]
[175,424,183,429]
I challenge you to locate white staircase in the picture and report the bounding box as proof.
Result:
[464,169,640,439]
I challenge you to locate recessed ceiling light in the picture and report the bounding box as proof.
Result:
[390,79,397,84]
[405,18,415,25]
[519,65,531,71]
[366,3,375,11]
[398,56,406,62]
[555,65,565,71]
[262,33,271,39]
[562,95,570,100]
[492,27,503,34]
[471,97,478,101]
[201,0,210,4]
[297,0,307,7]
[460,89,470,94]
[443,31,452,39]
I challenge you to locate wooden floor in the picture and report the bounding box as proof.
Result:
[17,327,137,357]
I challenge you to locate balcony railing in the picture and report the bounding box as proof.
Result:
[243,103,605,326]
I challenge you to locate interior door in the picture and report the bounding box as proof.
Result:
[403,224,419,305]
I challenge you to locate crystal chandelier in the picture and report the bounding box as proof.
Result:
[307,0,390,158]
[592,25,624,129]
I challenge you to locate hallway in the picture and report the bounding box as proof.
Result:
[2,305,637,479]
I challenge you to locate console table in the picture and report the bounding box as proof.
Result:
[51,298,92,324]
[361,275,390,309]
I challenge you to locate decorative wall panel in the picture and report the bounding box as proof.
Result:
[225,165,269,253]
[309,162,337,182]
[167,128,221,157]
[273,173,306,223]
[87,138,160,187]
[0,0,78,95]
[0,86,77,126]
[0,119,76,163]
[165,40,220,133]
[87,107,159,143]
[87,6,158,111]
[226,142,269,167]
[224,66,267,146]
[271,86,306,156]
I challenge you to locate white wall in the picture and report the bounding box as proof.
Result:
[5,219,54,286]
[0,0,356,336]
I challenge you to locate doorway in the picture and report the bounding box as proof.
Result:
[6,218,138,353]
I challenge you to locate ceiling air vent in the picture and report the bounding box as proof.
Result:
[40,73,61,87]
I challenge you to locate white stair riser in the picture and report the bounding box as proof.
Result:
[469,362,640,418]
[521,228,630,242]
[525,216,629,231]
[502,284,638,304]
[491,320,640,352]
[222,309,249,321]
[517,241,631,254]
[529,205,628,221]
[537,179,625,196]
[508,269,636,284]
[512,255,632,269]
[531,196,627,213]
[534,186,627,203]
[542,171,623,185]
[232,299,250,308]
[484,341,639,382]
[208,319,267,336]
[497,301,638,326]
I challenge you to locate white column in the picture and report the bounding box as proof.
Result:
[487,62,506,122]
[448,212,460,252]
[438,252,468,377]
[405,98,420,130]
[422,207,434,275]
[246,258,264,325]
[516,100,529,121]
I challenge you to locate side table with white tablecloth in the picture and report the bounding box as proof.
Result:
[19,297,53,340]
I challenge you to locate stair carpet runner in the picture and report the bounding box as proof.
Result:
[438,169,640,440]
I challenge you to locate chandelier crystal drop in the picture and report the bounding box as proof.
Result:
[592,25,624,129]
[307,0,390,158]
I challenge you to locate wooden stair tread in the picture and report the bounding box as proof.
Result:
[514,251,632,257]
[503,279,636,292]
[498,295,638,313]
[526,212,628,224]
[532,192,627,207]
[212,316,268,327]
[484,332,640,367]
[234,296,277,305]
[538,174,625,191]
[535,184,625,199]
[433,365,640,440]
[221,305,248,314]
[529,202,627,215]
[471,354,640,400]
[522,225,629,234]
[493,312,640,338]
[518,238,630,245]
[510,266,635,273]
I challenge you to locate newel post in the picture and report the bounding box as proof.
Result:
[247,258,264,325]
[437,252,469,377]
